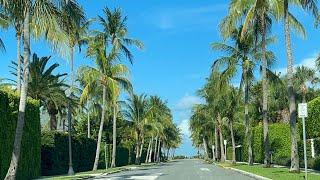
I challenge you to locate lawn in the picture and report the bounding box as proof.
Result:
[37,163,156,180]
[220,163,320,180]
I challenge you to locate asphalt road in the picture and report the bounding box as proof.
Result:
[93,159,255,180]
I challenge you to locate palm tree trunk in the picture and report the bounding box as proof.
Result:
[244,67,253,165]
[139,136,144,161]
[145,137,152,163]
[212,145,215,161]
[214,124,219,161]
[93,86,107,170]
[49,112,58,130]
[87,101,90,138]
[157,138,161,163]
[5,9,30,180]
[230,121,236,164]
[135,141,141,165]
[16,30,22,93]
[218,114,225,163]
[166,148,170,160]
[111,104,117,168]
[154,136,158,162]
[262,14,270,167]
[284,0,299,172]
[202,137,209,160]
[148,136,154,163]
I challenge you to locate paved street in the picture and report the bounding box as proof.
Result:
[93,159,254,180]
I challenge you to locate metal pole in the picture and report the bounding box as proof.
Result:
[302,116,308,180]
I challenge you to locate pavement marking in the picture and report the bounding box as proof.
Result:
[200,168,210,172]
[103,173,162,180]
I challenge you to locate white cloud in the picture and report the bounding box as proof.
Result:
[178,119,190,137]
[175,94,202,110]
[275,53,318,75]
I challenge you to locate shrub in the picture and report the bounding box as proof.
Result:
[0,90,41,180]
[41,131,96,176]
[304,96,320,139]
[313,156,320,171]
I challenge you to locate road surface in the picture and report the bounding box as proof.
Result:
[93,159,254,180]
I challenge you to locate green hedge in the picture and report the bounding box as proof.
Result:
[41,131,97,176]
[41,131,139,176]
[0,90,41,180]
[305,96,320,139]
[240,123,294,165]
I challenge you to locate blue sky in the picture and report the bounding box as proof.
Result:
[0,0,319,156]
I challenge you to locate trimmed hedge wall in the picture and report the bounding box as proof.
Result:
[41,131,96,176]
[41,131,140,176]
[305,96,320,139]
[240,123,294,166]
[0,90,41,180]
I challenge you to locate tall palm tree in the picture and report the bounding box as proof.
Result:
[84,36,132,170]
[123,94,149,165]
[94,7,143,168]
[282,0,312,172]
[222,0,282,167]
[26,54,69,130]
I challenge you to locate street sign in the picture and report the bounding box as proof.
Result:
[298,103,308,118]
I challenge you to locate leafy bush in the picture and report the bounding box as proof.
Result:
[41,131,138,176]
[313,156,320,170]
[0,90,41,180]
[41,131,96,176]
[242,123,294,165]
[303,96,320,139]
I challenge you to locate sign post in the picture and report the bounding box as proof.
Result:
[298,103,308,180]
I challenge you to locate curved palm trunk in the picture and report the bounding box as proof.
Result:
[202,137,209,160]
[157,138,161,163]
[16,30,22,93]
[139,136,144,161]
[218,114,225,162]
[148,136,154,163]
[135,140,141,164]
[214,124,219,161]
[87,101,90,138]
[154,136,158,162]
[145,137,152,163]
[230,121,236,164]
[244,68,253,165]
[262,15,270,167]
[49,111,58,130]
[111,104,117,168]
[284,0,299,172]
[93,86,107,170]
[212,145,215,161]
[5,10,30,180]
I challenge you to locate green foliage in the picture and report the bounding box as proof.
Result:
[0,89,41,180]
[41,131,96,176]
[304,96,320,138]
[313,156,320,171]
[244,123,293,165]
[41,131,139,176]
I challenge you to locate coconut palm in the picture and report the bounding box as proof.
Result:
[92,7,142,168]
[222,0,283,167]
[293,66,317,103]
[123,94,149,165]
[2,0,78,178]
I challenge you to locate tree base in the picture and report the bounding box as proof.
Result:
[68,166,74,175]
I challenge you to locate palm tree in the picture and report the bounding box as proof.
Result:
[222,0,282,167]
[93,7,143,168]
[293,66,317,103]
[212,26,276,165]
[123,94,149,165]
[26,54,69,130]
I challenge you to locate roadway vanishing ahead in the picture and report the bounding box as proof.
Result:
[93,159,254,180]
